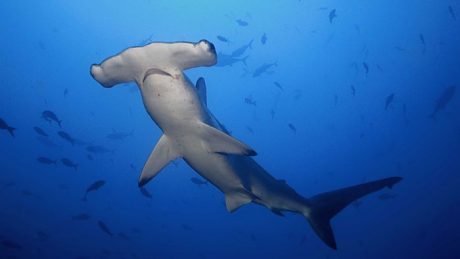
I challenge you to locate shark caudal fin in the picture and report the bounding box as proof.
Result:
[304,177,402,249]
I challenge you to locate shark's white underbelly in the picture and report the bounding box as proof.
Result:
[141,74,248,194]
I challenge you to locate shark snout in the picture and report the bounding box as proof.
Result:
[90,64,115,88]
[198,39,216,56]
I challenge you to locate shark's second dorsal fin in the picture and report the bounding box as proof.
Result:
[197,121,256,156]
[195,77,207,106]
[138,134,181,187]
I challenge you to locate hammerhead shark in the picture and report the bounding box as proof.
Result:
[90,40,402,249]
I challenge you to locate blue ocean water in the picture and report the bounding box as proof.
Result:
[1,0,459,258]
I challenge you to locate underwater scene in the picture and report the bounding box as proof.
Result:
[1,1,459,258]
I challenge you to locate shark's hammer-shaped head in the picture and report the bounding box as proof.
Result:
[90,40,217,88]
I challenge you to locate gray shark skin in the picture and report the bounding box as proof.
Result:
[90,40,402,249]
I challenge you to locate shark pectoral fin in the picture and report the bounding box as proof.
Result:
[198,122,257,156]
[138,135,180,187]
[195,77,207,106]
[225,191,254,213]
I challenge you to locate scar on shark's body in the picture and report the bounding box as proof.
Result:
[91,40,402,250]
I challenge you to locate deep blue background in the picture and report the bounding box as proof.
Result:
[1,1,459,258]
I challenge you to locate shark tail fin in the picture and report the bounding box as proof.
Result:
[304,177,402,250]
[241,56,249,66]
[7,127,15,137]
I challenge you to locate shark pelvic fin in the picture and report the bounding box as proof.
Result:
[225,190,254,212]
[198,122,256,156]
[138,134,180,187]
[195,77,207,106]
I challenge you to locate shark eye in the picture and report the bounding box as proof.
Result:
[198,40,216,54]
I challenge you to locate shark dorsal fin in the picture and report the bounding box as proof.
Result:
[138,134,181,187]
[197,121,256,156]
[195,77,207,106]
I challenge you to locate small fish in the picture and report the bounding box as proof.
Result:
[419,34,426,53]
[350,85,356,96]
[270,109,275,119]
[181,224,193,230]
[82,180,106,201]
[87,154,94,161]
[106,130,133,140]
[72,213,91,220]
[86,145,114,154]
[252,62,277,77]
[274,81,283,91]
[334,94,338,106]
[403,103,410,124]
[2,239,22,250]
[352,200,363,208]
[260,33,267,45]
[58,131,75,145]
[139,33,155,46]
[385,93,395,110]
[0,118,16,137]
[231,39,253,58]
[429,86,456,119]
[37,157,57,165]
[216,52,248,67]
[354,24,361,33]
[217,35,230,43]
[42,110,62,127]
[244,95,257,106]
[246,126,254,134]
[190,177,207,186]
[362,62,369,75]
[329,9,337,24]
[293,89,302,100]
[33,126,48,137]
[73,138,91,146]
[299,234,307,245]
[449,5,456,20]
[21,189,34,197]
[378,193,397,200]
[118,232,131,241]
[64,88,69,97]
[35,231,49,242]
[98,220,114,236]
[236,19,248,26]
[140,187,153,199]
[1,181,15,191]
[288,123,297,133]
[61,158,78,170]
